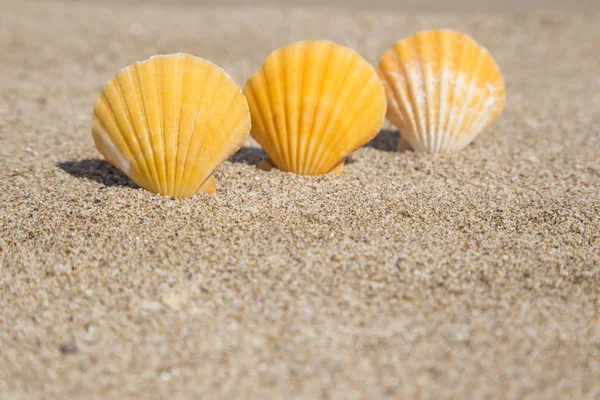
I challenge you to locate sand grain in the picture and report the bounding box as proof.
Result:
[0,1,599,398]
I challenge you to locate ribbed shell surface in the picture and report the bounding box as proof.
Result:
[92,54,251,197]
[378,30,505,153]
[243,41,387,175]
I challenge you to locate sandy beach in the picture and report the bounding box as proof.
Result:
[1,0,599,398]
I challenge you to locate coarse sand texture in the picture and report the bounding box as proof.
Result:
[0,1,599,398]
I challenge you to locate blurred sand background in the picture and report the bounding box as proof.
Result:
[104,0,600,11]
[1,0,599,398]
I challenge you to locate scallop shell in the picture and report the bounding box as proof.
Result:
[378,30,505,153]
[92,54,251,198]
[243,40,387,175]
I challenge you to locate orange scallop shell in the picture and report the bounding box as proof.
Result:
[92,54,251,197]
[378,30,505,153]
[244,40,387,175]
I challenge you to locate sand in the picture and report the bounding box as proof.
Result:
[1,0,599,398]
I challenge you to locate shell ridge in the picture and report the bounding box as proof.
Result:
[248,76,285,168]
[461,49,498,144]
[396,44,426,151]
[114,75,156,191]
[157,59,169,194]
[381,57,419,148]
[306,48,354,173]
[318,80,383,171]
[173,56,188,197]
[186,72,227,194]
[282,45,298,172]
[464,58,492,144]
[143,60,168,192]
[451,49,485,152]
[99,90,146,187]
[245,80,281,167]
[177,61,212,196]
[315,61,371,169]
[480,59,505,134]
[399,44,427,148]
[301,43,335,174]
[340,75,386,153]
[380,72,402,125]
[92,111,117,157]
[466,85,501,148]
[457,49,488,147]
[212,88,246,149]
[191,84,239,195]
[116,76,156,192]
[92,113,134,177]
[389,52,421,146]
[304,44,343,173]
[260,55,285,169]
[261,61,288,170]
[436,32,446,153]
[275,50,292,170]
[484,78,505,131]
[443,35,469,153]
[258,71,284,168]
[165,57,183,195]
[415,33,434,152]
[467,100,491,147]
[293,43,306,174]
[313,61,374,172]
[296,44,313,174]
[132,63,162,193]
[470,76,501,136]
[220,94,250,150]
[440,32,455,152]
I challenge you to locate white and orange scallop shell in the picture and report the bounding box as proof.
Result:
[378,30,505,153]
[92,54,251,198]
[243,40,387,175]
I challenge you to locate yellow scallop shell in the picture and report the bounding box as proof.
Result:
[378,30,505,153]
[243,40,387,175]
[92,54,251,198]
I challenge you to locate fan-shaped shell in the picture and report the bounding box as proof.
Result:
[92,54,251,198]
[378,30,505,153]
[243,40,387,175]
